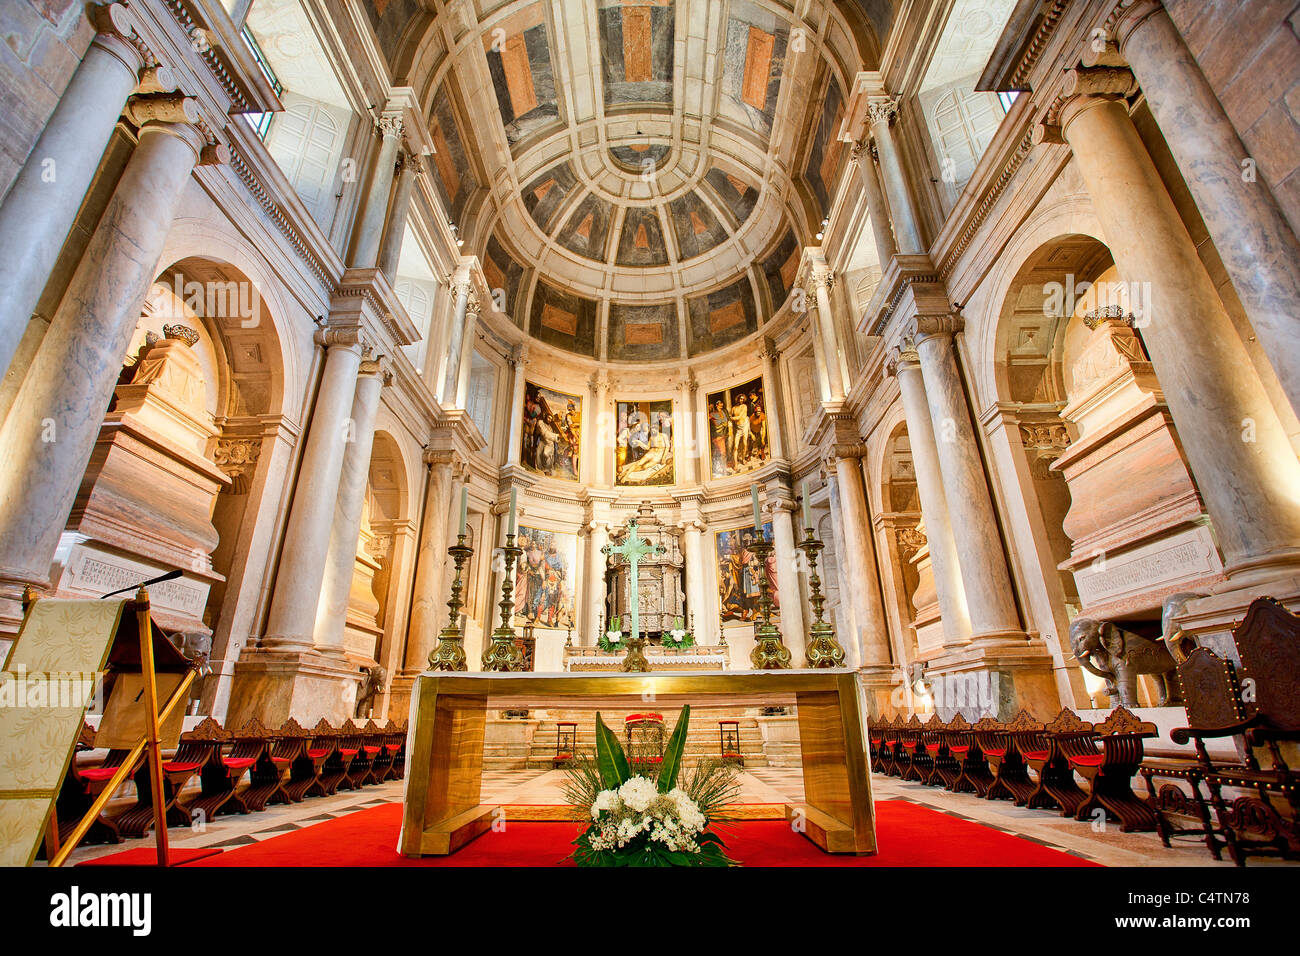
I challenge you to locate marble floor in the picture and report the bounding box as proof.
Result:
[58,765,1294,867]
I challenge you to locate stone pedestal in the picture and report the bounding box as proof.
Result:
[921,643,1058,721]
[224,648,363,728]
[908,542,944,659]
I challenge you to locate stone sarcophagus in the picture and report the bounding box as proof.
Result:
[1052,314,1223,619]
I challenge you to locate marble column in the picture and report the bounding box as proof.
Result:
[505,346,529,463]
[887,344,971,645]
[592,375,612,486]
[1058,75,1300,578]
[867,97,923,255]
[911,314,1024,640]
[376,151,418,280]
[678,375,700,483]
[0,100,206,632]
[349,114,403,269]
[831,450,892,669]
[453,294,481,409]
[759,341,785,458]
[807,305,833,403]
[0,4,148,380]
[768,497,807,664]
[403,450,459,673]
[810,270,846,400]
[585,520,609,643]
[1109,5,1300,416]
[262,330,365,651]
[850,141,898,265]
[313,353,388,655]
[440,279,472,404]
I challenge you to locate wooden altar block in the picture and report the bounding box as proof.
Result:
[398,670,876,857]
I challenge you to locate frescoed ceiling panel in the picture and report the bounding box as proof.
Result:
[718,1,790,142]
[803,74,847,215]
[616,207,670,267]
[529,281,599,357]
[686,279,759,356]
[557,192,615,262]
[598,0,676,108]
[482,2,563,152]
[428,95,478,221]
[608,301,680,361]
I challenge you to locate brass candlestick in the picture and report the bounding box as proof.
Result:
[748,534,791,669]
[429,534,472,671]
[482,533,524,671]
[799,527,845,668]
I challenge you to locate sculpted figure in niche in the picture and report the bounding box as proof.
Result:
[355,664,386,718]
[1068,616,1181,708]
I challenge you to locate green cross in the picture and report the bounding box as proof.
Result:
[601,519,665,642]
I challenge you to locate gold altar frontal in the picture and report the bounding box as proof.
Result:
[398,669,876,857]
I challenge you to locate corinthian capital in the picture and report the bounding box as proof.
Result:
[884,341,921,378]
[867,96,898,128]
[377,113,405,139]
[806,269,835,295]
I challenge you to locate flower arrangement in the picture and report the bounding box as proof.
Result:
[659,615,695,650]
[597,616,624,653]
[563,705,739,866]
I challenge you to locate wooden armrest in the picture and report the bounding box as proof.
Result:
[1248,726,1300,743]
[1170,714,1259,744]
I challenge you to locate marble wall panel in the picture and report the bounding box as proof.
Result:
[557,192,615,261]
[804,75,846,214]
[522,161,579,234]
[702,166,759,228]
[686,279,758,355]
[718,2,789,141]
[484,233,526,320]
[528,281,598,356]
[608,301,680,361]
[760,227,800,309]
[482,2,562,151]
[668,190,729,260]
[428,96,478,221]
[616,206,670,266]
[598,0,675,107]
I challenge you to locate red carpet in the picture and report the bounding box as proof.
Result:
[85,801,1097,867]
[77,847,223,866]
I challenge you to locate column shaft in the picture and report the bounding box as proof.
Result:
[403,453,456,672]
[769,503,806,663]
[314,358,386,654]
[853,142,898,264]
[1118,7,1300,415]
[891,351,971,643]
[760,345,786,457]
[440,282,471,403]
[913,322,1023,638]
[813,276,846,400]
[349,118,402,269]
[869,101,924,255]
[833,455,892,667]
[0,9,145,379]
[1061,91,1300,575]
[453,300,480,409]
[262,336,364,649]
[585,521,608,644]
[376,153,417,279]
[0,116,204,629]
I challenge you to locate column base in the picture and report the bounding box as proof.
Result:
[918,641,1057,721]
[225,647,363,728]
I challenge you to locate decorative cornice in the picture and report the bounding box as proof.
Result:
[937,127,1034,280]
[1006,0,1071,91]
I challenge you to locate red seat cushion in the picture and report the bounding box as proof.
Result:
[306,748,331,759]
[384,744,400,753]
[163,761,203,774]
[1020,749,1049,760]
[984,748,1006,757]
[901,742,918,751]
[949,745,969,754]
[1067,754,1104,767]
[554,753,573,760]
[339,748,359,757]
[224,758,257,770]
[270,757,290,764]
[80,766,122,782]
[363,746,381,755]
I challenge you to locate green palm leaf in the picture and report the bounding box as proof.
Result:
[657,705,691,793]
[593,712,630,788]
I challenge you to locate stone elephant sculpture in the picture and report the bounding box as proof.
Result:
[1160,592,1205,664]
[172,631,212,713]
[1068,617,1182,708]
[355,664,386,719]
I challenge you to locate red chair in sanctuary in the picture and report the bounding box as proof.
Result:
[1069,706,1159,832]
[920,715,954,787]
[338,720,373,790]
[183,717,267,820]
[113,734,211,837]
[1022,709,1096,815]
[896,714,926,781]
[946,714,993,795]
[285,719,335,801]
[240,718,303,811]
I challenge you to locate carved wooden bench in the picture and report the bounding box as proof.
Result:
[182,717,266,820]
[920,715,956,788]
[946,714,993,795]
[285,719,338,800]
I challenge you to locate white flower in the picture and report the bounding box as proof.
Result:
[606,631,622,643]
[618,776,658,813]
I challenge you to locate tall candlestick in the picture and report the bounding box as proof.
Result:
[458,486,468,536]
[751,484,762,532]
[508,486,517,535]
[801,480,812,530]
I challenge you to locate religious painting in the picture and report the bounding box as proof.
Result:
[715,523,779,622]
[615,399,675,486]
[520,381,581,481]
[513,526,577,630]
[706,376,772,478]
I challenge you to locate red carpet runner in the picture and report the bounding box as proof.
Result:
[110,800,1097,867]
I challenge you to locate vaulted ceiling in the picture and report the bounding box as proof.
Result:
[364,0,892,362]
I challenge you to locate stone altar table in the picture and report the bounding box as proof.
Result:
[398,669,876,857]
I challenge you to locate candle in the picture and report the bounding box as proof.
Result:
[751,484,762,530]
[508,487,517,536]
[801,480,812,531]
[458,486,468,536]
